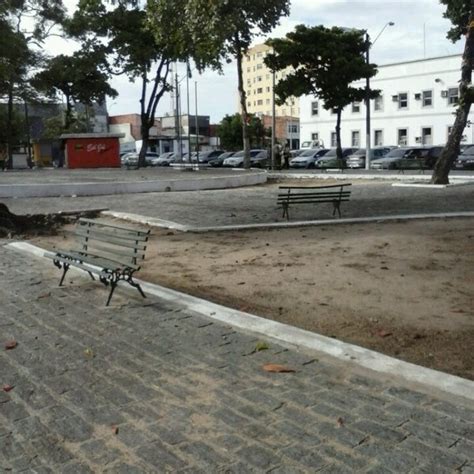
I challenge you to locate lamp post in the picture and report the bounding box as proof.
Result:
[365,22,394,170]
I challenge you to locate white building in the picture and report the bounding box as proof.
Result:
[300,54,474,149]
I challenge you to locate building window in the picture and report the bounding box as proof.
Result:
[288,124,298,134]
[266,99,270,105]
[398,128,408,145]
[266,86,270,92]
[257,52,262,58]
[421,127,432,145]
[311,132,319,141]
[311,101,319,116]
[448,87,459,105]
[374,129,383,146]
[351,130,360,147]
[422,90,433,107]
[331,132,337,147]
[398,93,408,109]
[257,99,263,106]
[257,88,263,94]
[374,95,383,112]
[256,63,263,70]
[247,102,251,107]
[256,76,262,82]
[352,102,361,113]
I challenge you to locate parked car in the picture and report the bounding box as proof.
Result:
[290,149,305,159]
[372,146,443,170]
[290,148,329,169]
[315,148,358,169]
[192,150,225,163]
[223,149,268,168]
[209,151,235,167]
[371,147,418,169]
[455,145,474,169]
[346,147,395,169]
[122,151,159,168]
[152,152,175,166]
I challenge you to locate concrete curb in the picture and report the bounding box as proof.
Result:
[0,171,267,198]
[101,211,474,233]
[270,171,474,183]
[6,241,474,403]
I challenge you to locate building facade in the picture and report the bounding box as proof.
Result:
[300,54,474,149]
[242,43,300,119]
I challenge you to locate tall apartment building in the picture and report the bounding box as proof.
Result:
[242,43,299,118]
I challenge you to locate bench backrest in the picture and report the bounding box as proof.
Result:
[74,218,150,269]
[278,183,351,202]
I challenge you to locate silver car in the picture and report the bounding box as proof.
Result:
[223,149,267,168]
[346,147,395,169]
[290,149,328,169]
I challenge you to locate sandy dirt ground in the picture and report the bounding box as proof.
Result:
[33,218,474,380]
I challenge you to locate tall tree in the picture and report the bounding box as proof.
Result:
[432,1,474,184]
[70,0,221,167]
[0,0,65,167]
[265,25,379,164]
[187,0,290,168]
[33,51,117,130]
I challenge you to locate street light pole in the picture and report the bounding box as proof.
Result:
[271,69,276,170]
[365,22,394,171]
[365,33,371,171]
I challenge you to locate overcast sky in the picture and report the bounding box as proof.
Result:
[47,0,463,123]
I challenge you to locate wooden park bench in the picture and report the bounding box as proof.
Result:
[277,183,352,221]
[45,218,150,306]
[397,158,429,174]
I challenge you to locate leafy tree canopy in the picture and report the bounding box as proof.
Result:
[265,25,380,112]
[441,0,471,41]
[218,113,268,150]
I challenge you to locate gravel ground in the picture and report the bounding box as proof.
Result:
[3,180,474,228]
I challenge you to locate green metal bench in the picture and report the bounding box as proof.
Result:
[45,218,150,306]
[278,183,352,221]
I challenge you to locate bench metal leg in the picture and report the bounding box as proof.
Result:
[58,263,70,286]
[282,203,290,221]
[88,272,96,281]
[129,279,146,299]
[332,201,341,218]
[106,282,117,307]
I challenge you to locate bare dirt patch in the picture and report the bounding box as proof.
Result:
[33,218,474,380]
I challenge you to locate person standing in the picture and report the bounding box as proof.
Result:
[283,144,291,170]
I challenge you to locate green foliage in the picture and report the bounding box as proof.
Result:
[0,106,27,144]
[218,113,268,150]
[266,25,379,112]
[440,0,471,41]
[41,113,90,140]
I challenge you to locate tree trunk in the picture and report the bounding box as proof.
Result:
[431,7,474,184]
[335,108,343,169]
[236,41,250,169]
[139,123,150,168]
[6,83,14,170]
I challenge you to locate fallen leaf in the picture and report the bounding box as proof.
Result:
[84,348,94,358]
[4,340,17,350]
[2,384,14,392]
[254,341,269,352]
[263,364,295,373]
[112,425,119,435]
[377,330,392,338]
[336,417,344,427]
[37,292,51,299]
[237,282,246,285]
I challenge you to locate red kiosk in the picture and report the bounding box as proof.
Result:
[60,133,124,169]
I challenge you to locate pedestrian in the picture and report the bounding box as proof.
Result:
[273,143,282,170]
[283,144,290,170]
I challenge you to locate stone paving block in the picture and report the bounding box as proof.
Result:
[178,441,228,468]
[280,444,329,470]
[135,441,187,470]
[350,419,407,443]
[235,444,281,470]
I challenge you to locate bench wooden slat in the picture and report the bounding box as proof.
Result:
[58,249,140,271]
[75,228,148,249]
[76,239,146,260]
[79,218,150,235]
[277,192,351,199]
[76,225,149,242]
[279,184,352,190]
[278,199,351,205]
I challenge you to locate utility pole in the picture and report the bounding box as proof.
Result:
[271,69,276,170]
[175,68,182,161]
[186,62,191,162]
[365,33,371,171]
[194,81,199,163]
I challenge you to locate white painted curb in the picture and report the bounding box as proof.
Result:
[0,171,267,198]
[6,241,474,403]
[99,211,474,233]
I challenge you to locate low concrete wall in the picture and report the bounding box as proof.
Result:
[0,171,267,198]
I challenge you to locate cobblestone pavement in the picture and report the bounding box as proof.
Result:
[1,246,474,473]
[3,181,474,228]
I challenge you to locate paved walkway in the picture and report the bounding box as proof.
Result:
[1,245,473,472]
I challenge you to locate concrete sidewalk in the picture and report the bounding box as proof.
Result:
[1,244,473,472]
